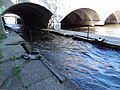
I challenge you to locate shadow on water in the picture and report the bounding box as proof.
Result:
[20,28,120,90]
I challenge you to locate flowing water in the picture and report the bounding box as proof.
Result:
[12,24,120,90]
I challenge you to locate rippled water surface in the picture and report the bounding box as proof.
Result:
[22,30,120,90]
[8,23,120,89]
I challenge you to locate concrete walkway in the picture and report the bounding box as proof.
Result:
[43,29,120,50]
[0,32,81,90]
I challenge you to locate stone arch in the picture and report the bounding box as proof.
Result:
[105,11,120,24]
[2,2,53,30]
[61,8,100,29]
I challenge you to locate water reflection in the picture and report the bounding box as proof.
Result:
[72,24,120,38]
[95,24,120,38]
[22,30,120,90]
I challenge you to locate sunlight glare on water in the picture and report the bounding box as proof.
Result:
[94,24,120,38]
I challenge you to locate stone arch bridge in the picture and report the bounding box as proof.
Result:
[0,0,120,30]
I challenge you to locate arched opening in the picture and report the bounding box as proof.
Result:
[61,8,100,29]
[105,11,120,24]
[2,13,22,33]
[2,13,21,24]
[2,2,53,32]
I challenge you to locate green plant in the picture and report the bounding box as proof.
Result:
[0,60,4,64]
[0,34,6,40]
[12,67,21,77]
[0,49,4,59]
[0,5,7,13]
[10,56,17,61]
[0,55,4,59]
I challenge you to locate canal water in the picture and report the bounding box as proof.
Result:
[93,24,120,38]
[71,24,120,38]
[11,24,120,90]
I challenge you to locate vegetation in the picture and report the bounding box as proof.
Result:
[12,67,21,77]
[10,56,17,61]
[0,49,4,59]
[0,34,6,40]
[0,60,4,64]
[0,5,7,13]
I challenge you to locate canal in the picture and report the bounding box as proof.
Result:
[10,24,120,89]
[70,24,120,38]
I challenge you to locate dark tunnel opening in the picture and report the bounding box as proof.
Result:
[61,8,100,30]
[2,2,53,32]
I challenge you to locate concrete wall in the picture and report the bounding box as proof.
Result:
[0,15,5,35]
[0,0,13,34]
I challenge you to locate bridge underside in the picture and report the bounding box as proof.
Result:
[1,2,120,31]
[2,3,52,30]
[105,11,120,24]
[61,8,100,29]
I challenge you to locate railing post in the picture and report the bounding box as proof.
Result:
[87,25,90,39]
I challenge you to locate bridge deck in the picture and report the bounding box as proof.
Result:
[43,29,120,50]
